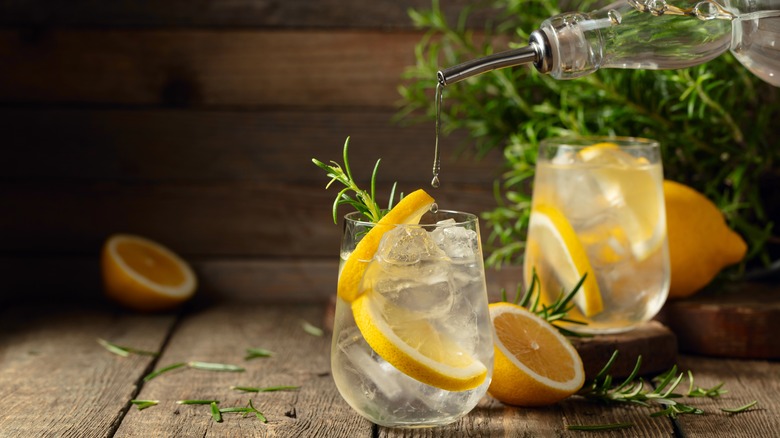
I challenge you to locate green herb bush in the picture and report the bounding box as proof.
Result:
[399,0,780,269]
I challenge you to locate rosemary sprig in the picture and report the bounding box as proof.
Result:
[577,351,750,419]
[245,347,274,360]
[231,385,299,393]
[301,320,324,337]
[312,137,398,224]
[97,338,159,357]
[129,400,159,410]
[500,268,589,336]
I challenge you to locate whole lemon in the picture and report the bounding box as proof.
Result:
[664,180,747,299]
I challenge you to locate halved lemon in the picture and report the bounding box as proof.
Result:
[101,234,197,312]
[352,291,488,392]
[488,302,585,406]
[523,204,603,317]
[337,189,435,302]
[578,142,664,261]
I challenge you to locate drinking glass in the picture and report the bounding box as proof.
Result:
[331,210,494,427]
[524,137,670,334]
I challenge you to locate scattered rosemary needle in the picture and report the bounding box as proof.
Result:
[129,400,159,410]
[97,338,159,357]
[143,362,186,382]
[176,400,220,405]
[721,400,759,413]
[301,320,324,337]
[566,423,633,431]
[231,385,299,393]
[245,347,274,360]
[210,401,222,423]
[188,361,245,372]
[218,400,268,423]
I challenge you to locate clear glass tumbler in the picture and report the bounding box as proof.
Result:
[331,210,494,427]
[524,136,670,334]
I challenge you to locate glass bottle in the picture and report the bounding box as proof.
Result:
[438,0,780,87]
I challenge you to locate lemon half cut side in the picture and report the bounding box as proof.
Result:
[488,302,585,406]
[102,234,197,312]
[351,292,488,392]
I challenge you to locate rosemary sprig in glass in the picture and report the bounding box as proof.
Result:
[500,268,589,337]
[312,137,399,224]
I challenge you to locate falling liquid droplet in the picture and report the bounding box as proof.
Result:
[430,203,439,214]
[431,175,440,188]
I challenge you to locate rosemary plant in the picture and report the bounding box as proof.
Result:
[400,0,780,268]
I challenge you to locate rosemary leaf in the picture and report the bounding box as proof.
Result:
[97,338,159,357]
[177,400,220,405]
[231,385,299,393]
[301,321,324,337]
[130,399,159,410]
[210,402,222,423]
[188,361,245,372]
[143,362,186,382]
[245,347,274,360]
[567,422,634,431]
[721,400,758,413]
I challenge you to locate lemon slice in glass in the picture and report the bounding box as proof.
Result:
[351,291,488,392]
[523,204,603,317]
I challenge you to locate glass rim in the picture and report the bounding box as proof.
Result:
[540,135,659,149]
[343,209,478,227]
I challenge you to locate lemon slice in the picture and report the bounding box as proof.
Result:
[488,302,585,406]
[101,234,197,312]
[338,189,435,302]
[578,143,664,261]
[524,204,603,317]
[351,291,488,392]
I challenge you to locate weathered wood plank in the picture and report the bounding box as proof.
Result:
[0,181,497,256]
[113,303,372,437]
[0,108,501,184]
[0,303,175,438]
[0,0,493,29]
[675,356,780,437]
[0,29,431,107]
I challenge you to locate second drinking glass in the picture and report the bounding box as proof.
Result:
[524,137,670,334]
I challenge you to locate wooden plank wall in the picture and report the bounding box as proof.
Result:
[0,1,508,304]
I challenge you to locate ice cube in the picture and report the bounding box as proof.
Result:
[431,221,479,261]
[338,328,403,400]
[372,275,455,316]
[376,227,448,265]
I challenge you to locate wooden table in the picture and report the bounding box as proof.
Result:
[1,300,778,437]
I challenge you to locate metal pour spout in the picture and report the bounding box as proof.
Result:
[437,30,552,86]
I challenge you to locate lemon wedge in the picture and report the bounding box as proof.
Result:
[523,204,603,317]
[351,291,488,392]
[338,189,435,302]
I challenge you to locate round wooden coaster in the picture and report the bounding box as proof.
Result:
[570,321,678,380]
[656,282,780,359]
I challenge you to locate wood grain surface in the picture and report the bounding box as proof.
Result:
[2,301,775,437]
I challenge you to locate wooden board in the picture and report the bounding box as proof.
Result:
[656,282,780,359]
